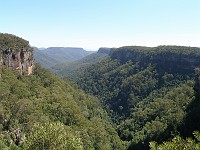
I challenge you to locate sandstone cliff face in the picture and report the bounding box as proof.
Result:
[0,48,33,75]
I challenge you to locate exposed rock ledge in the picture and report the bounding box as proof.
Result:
[0,48,33,75]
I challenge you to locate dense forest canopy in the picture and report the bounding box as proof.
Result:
[61,45,200,149]
[0,33,31,50]
[54,51,109,78]
[1,34,200,149]
[0,34,125,149]
[0,65,125,149]
[111,46,200,56]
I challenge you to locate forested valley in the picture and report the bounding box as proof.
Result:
[1,34,200,149]
[0,34,125,150]
[58,46,200,149]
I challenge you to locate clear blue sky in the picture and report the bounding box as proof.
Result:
[0,0,199,50]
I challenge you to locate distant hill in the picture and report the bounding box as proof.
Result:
[33,47,60,68]
[33,47,95,68]
[53,47,111,77]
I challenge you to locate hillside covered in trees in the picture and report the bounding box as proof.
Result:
[52,47,111,77]
[0,34,125,150]
[0,65,126,150]
[1,33,200,149]
[61,46,200,149]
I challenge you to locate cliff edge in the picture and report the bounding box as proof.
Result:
[0,33,34,75]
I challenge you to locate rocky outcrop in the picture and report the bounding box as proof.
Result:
[0,33,34,75]
[0,47,34,75]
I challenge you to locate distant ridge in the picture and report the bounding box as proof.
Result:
[33,47,95,68]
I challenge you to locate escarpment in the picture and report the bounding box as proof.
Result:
[97,47,112,54]
[0,33,34,75]
[110,46,200,74]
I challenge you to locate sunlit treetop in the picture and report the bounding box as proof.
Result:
[0,33,31,50]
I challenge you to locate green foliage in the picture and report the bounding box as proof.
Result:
[61,46,200,149]
[2,34,200,150]
[111,46,200,74]
[122,82,194,149]
[0,65,125,149]
[0,140,9,150]
[0,33,30,50]
[150,131,200,150]
[25,122,83,150]
[53,52,109,78]
[112,46,200,57]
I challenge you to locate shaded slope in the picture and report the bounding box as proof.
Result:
[53,50,109,78]
[33,47,60,68]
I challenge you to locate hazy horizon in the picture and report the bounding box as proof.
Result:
[35,44,200,52]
